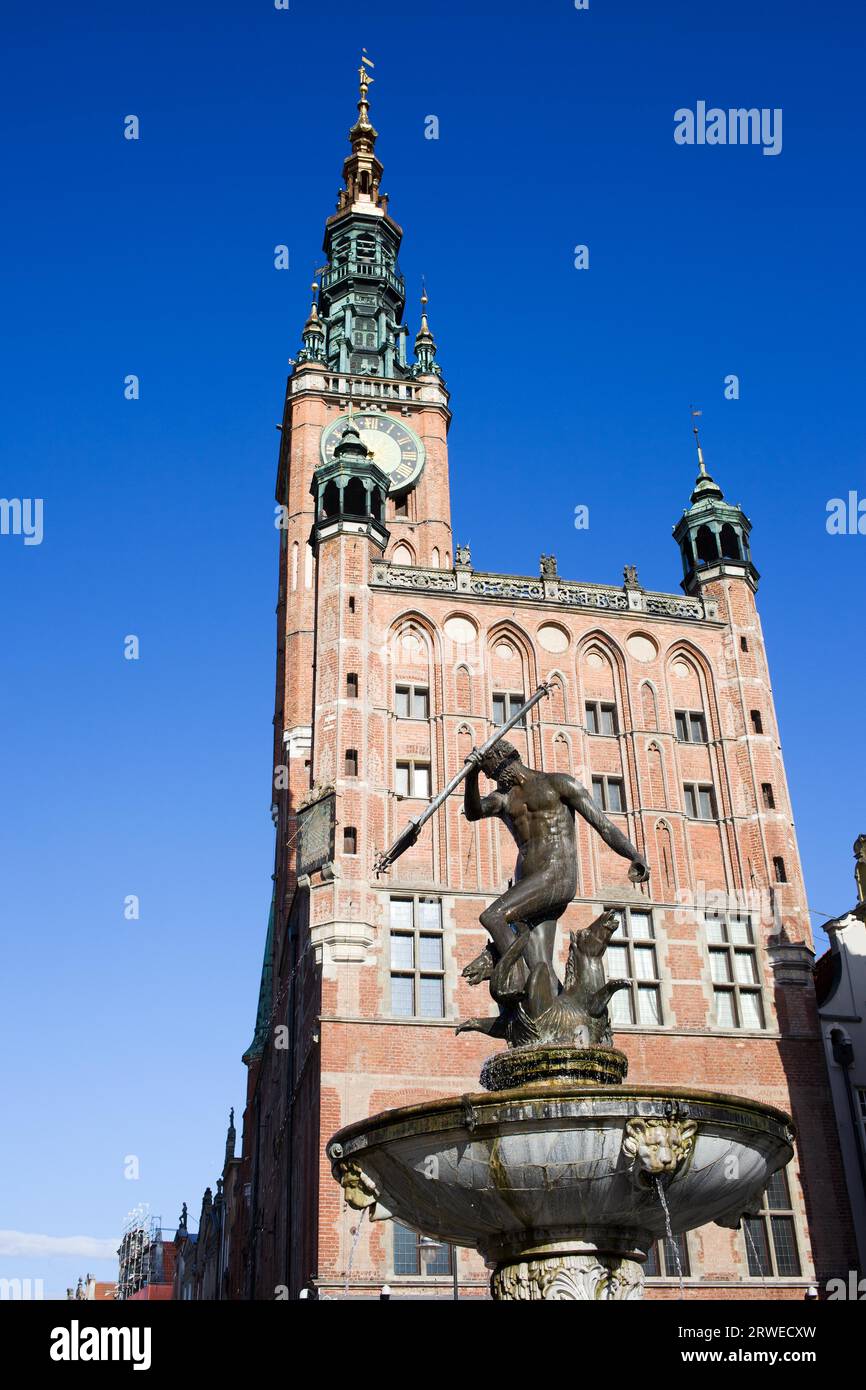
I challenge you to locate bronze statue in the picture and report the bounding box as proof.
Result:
[459,738,649,1046]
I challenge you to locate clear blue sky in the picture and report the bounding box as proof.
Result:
[1,0,864,1298]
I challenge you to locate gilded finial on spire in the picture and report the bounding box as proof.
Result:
[357,49,375,123]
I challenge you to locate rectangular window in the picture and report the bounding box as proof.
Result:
[394,496,408,518]
[395,761,431,798]
[751,709,763,735]
[343,826,357,855]
[392,1221,452,1276]
[706,914,765,1030]
[344,748,359,777]
[674,710,707,743]
[604,908,662,1027]
[346,672,359,698]
[773,856,788,883]
[684,782,717,820]
[743,1167,801,1278]
[586,701,618,736]
[645,1232,690,1279]
[591,776,626,813]
[493,692,526,728]
[761,783,775,810]
[740,636,748,652]
[389,897,445,1019]
[395,683,429,719]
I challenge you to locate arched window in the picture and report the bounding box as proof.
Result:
[322,480,340,519]
[344,477,367,516]
[695,525,718,564]
[392,542,414,565]
[720,523,741,560]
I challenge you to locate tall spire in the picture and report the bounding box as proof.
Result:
[337,50,386,214]
[688,407,723,502]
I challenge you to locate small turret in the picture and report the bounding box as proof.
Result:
[310,417,390,551]
[672,413,759,594]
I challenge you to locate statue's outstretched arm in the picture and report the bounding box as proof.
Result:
[554,774,649,883]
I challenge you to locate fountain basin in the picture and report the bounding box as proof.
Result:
[328,1082,794,1298]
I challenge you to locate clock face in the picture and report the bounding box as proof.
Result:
[320,412,426,494]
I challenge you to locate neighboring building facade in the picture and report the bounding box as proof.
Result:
[233,63,856,1299]
[815,839,866,1273]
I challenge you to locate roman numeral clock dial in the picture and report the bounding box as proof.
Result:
[320,412,426,494]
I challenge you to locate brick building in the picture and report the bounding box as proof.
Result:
[235,62,856,1299]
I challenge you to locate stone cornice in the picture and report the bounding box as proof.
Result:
[370,561,714,622]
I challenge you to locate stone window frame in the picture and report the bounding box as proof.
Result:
[395,759,431,799]
[591,774,626,814]
[673,709,708,744]
[603,905,663,1028]
[683,781,717,820]
[741,1164,803,1279]
[492,690,526,729]
[585,699,618,736]
[704,912,766,1032]
[395,682,430,720]
[387,895,446,1020]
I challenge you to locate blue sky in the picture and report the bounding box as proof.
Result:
[1,0,864,1297]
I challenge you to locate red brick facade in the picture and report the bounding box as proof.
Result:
[233,112,855,1301]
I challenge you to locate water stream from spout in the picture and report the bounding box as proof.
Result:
[654,1177,684,1299]
[743,1218,768,1286]
[344,1208,366,1299]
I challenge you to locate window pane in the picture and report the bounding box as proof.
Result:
[421,1240,451,1276]
[766,1167,791,1209]
[606,944,629,977]
[610,990,633,1026]
[710,950,732,983]
[684,786,697,818]
[585,704,599,734]
[607,780,624,812]
[706,918,727,945]
[601,705,616,736]
[418,976,444,1018]
[744,1218,771,1277]
[672,1233,690,1277]
[770,1217,801,1277]
[396,764,409,796]
[591,777,604,809]
[413,765,431,798]
[698,787,715,819]
[634,945,657,981]
[492,695,506,724]
[396,687,410,718]
[391,975,414,1017]
[418,899,441,931]
[714,988,737,1027]
[509,694,526,726]
[675,712,688,741]
[412,688,429,719]
[637,986,662,1025]
[390,934,414,969]
[630,911,652,940]
[393,1223,419,1276]
[390,899,413,931]
[739,990,764,1029]
[734,950,759,985]
[610,910,625,936]
[644,1241,660,1277]
[418,935,443,971]
[690,714,706,743]
[729,917,753,945]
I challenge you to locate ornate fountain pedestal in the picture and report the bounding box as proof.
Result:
[328,1078,794,1300]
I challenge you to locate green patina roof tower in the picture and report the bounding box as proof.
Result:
[673,416,759,594]
[297,51,418,379]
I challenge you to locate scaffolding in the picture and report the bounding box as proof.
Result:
[116,1204,158,1301]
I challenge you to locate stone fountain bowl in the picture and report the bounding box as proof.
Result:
[328,1083,794,1297]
